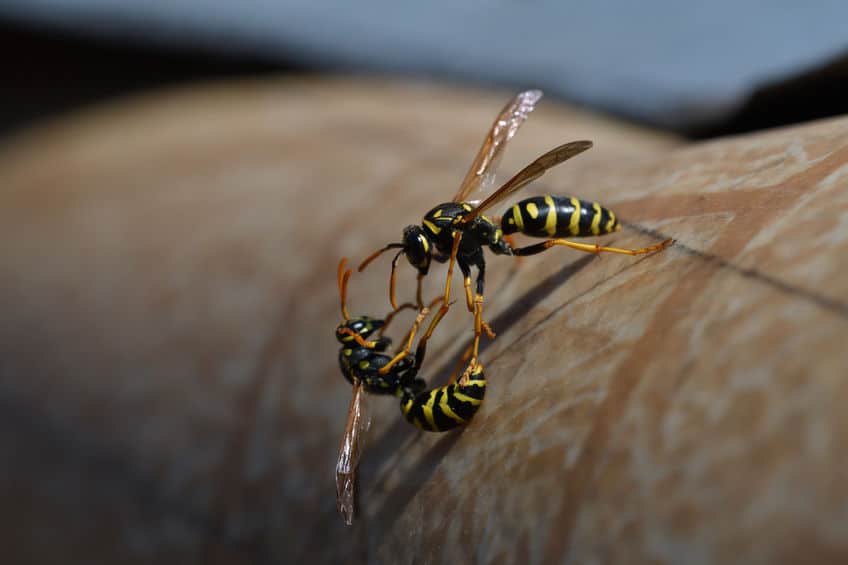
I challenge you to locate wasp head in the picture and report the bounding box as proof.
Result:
[336,316,384,345]
[402,225,431,275]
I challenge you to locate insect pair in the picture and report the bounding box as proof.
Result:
[358,89,673,376]
[334,89,673,525]
[334,258,486,525]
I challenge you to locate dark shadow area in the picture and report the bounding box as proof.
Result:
[0,393,240,562]
[295,422,460,562]
[2,19,848,140]
[198,295,299,564]
[370,430,464,526]
[690,50,848,139]
[0,18,305,137]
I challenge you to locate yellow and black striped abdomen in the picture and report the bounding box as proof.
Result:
[501,195,619,238]
[399,365,486,432]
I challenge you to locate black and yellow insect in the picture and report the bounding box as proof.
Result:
[335,258,486,524]
[400,360,485,432]
[336,308,486,432]
[501,195,619,241]
[359,90,673,369]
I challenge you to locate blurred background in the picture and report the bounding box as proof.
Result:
[2,0,848,139]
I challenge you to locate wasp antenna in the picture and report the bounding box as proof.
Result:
[389,249,405,311]
[338,257,352,321]
[337,257,348,295]
[358,243,404,272]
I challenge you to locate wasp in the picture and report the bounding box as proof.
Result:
[335,258,486,525]
[358,90,673,369]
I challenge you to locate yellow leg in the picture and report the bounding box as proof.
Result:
[521,237,674,256]
[467,296,484,382]
[459,292,498,385]
[416,273,425,309]
[447,320,495,385]
[459,355,483,386]
[463,276,474,312]
[416,232,462,361]
[378,306,430,375]
[472,296,483,360]
[448,343,473,385]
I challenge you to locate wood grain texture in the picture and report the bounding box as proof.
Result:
[0,77,846,564]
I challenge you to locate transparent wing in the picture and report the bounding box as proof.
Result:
[451,90,543,204]
[458,141,593,226]
[335,382,371,525]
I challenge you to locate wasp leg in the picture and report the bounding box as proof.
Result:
[445,318,495,385]
[466,296,486,381]
[416,273,425,308]
[412,296,460,375]
[464,254,494,375]
[459,261,475,313]
[415,232,462,364]
[511,237,674,257]
[448,343,474,384]
[383,297,445,344]
[378,305,431,375]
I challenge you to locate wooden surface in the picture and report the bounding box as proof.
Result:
[1,77,847,564]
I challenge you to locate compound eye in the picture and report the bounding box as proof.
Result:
[410,237,430,270]
[402,227,430,270]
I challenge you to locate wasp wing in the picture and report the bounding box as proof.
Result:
[457,140,593,226]
[335,381,371,525]
[452,90,543,204]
